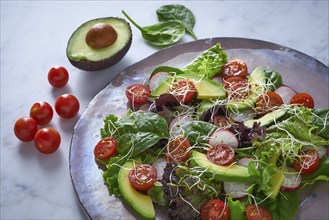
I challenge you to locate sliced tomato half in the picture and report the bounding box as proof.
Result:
[201,199,230,220]
[207,144,235,166]
[128,164,157,191]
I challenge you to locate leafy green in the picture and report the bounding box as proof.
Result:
[149,65,185,80]
[184,120,218,145]
[301,156,329,189]
[264,69,282,91]
[156,4,198,40]
[122,10,185,47]
[148,181,167,206]
[312,108,329,139]
[227,196,246,220]
[101,111,169,157]
[181,43,228,79]
[269,190,299,220]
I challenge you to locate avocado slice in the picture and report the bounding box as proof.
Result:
[118,160,155,220]
[151,74,226,100]
[66,17,132,71]
[243,108,287,128]
[190,150,252,182]
[226,67,266,111]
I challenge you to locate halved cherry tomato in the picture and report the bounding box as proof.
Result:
[223,76,250,100]
[48,66,69,88]
[207,144,235,166]
[55,94,80,118]
[128,164,157,191]
[221,60,248,80]
[14,116,38,142]
[125,84,151,104]
[167,137,191,162]
[246,204,272,220]
[30,101,53,125]
[292,149,320,174]
[34,127,61,154]
[290,93,314,109]
[256,91,283,112]
[201,199,230,220]
[171,80,197,103]
[94,137,117,159]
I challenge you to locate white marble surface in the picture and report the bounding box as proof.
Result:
[1,1,328,219]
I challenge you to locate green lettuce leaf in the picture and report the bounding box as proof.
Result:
[301,156,329,189]
[184,120,218,145]
[181,43,228,79]
[312,108,329,139]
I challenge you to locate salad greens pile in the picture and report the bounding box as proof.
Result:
[98,43,329,220]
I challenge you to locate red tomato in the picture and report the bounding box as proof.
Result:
[171,80,197,103]
[207,144,235,166]
[256,91,283,112]
[34,127,61,154]
[221,60,248,80]
[55,94,80,118]
[223,76,250,100]
[167,137,191,162]
[246,204,272,220]
[94,137,117,159]
[14,116,38,142]
[48,66,69,88]
[128,164,157,191]
[290,93,314,109]
[125,84,151,104]
[30,101,53,125]
[201,199,230,220]
[292,149,320,174]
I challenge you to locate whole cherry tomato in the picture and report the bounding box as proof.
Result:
[30,101,53,125]
[34,127,61,154]
[55,94,80,118]
[14,116,38,142]
[48,66,69,88]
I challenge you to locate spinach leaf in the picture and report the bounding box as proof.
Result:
[301,156,329,188]
[150,66,185,79]
[156,4,198,40]
[264,69,282,91]
[122,10,185,47]
[101,111,169,157]
[181,43,228,79]
[184,120,218,145]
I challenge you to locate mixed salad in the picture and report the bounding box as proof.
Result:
[94,44,329,220]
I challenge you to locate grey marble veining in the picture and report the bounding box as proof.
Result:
[1,1,328,219]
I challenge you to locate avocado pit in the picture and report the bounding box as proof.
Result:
[86,23,118,49]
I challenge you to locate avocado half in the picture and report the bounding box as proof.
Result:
[66,17,132,71]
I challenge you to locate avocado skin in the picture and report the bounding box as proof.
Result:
[66,17,132,71]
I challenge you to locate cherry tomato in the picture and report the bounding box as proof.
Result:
[207,144,235,166]
[292,149,320,174]
[55,94,80,118]
[171,80,197,103]
[223,76,250,100]
[29,101,53,125]
[128,164,157,191]
[290,93,314,109]
[125,84,151,105]
[34,127,61,154]
[48,66,69,88]
[167,137,191,162]
[246,204,272,220]
[201,199,230,220]
[221,60,248,80]
[94,137,117,159]
[14,116,38,142]
[256,91,283,112]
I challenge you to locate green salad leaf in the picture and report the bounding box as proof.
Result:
[184,120,218,145]
[312,108,329,139]
[181,43,228,79]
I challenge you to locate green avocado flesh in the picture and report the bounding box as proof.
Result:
[190,150,251,182]
[226,66,266,111]
[66,17,132,71]
[244,108,287,128]
[118,161,155,220]
[151,74,226,100]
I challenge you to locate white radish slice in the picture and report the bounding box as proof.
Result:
[208,129,239,148]
[169,115,193,137]
[149,71,169,91]
[212,76,223,84]
[281,167,302,191]
[302,145,328,159]
[223,182,251,199]
[237,158,258,169]
[152,157,167,180]
[229,109,255,123]
[275,85,297,104]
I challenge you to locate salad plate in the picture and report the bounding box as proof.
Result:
[69,37,329,220]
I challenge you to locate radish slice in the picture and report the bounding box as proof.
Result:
[229,109,255,123]
[208,129,239,148]
[212,76,223,84]
[302,145,328,159]
[223,182,251,199]
[275,85,297,104]
[169,115,193,137]
[152,157,167,180]
[281,167,302,191]
[237,158,258,169]
[149,71,169,91]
